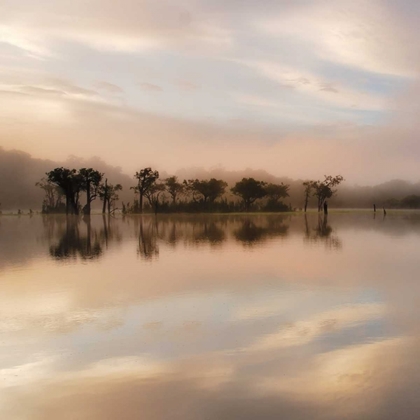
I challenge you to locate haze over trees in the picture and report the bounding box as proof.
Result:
[302,175,344,212]
[46,168,82,215]
[79,168,103,215]
[231,178,267,211]
[164,176,184,204]
[40,168,121,215]
[2,147,420,211]
[133,168,160,213]
[99,180,123,214]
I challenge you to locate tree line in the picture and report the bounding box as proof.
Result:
[37,167,344,215]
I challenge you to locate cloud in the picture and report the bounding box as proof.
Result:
[139,83,163,92]
[241,60,388,111]
[176,80,200,91]
[319,83,339,93]
[248,303,384,352]
[0,0,234,56]
[256,1,419,78]
[0,0,419,184]
[1,83,420,184]
[95,81,124,94]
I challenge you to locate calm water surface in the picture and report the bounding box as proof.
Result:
[1,213,420,419]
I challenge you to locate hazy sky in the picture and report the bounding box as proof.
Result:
[1,0,420,184]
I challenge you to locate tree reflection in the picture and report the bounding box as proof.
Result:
[46,215,122,260]
[190,220,225,245]
[43,214,343,261]
[234,216,289,246]
[304,214,342,249]
[49,217,103,260]
[136,217,159,260]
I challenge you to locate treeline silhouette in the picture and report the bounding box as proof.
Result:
[383,194,420,209]
[37,165,344,214]
[2,147,420,210]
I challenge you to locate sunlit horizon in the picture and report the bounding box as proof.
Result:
[1,1,420,184]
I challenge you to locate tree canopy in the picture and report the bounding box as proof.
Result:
[134,168,159,213]
[231,178,267,211]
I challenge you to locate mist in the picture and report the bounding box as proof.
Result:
[1,1,420,185]
[1,147,420,211]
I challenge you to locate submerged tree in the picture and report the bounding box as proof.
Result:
[36,177,64,213]
[302,181,314,212]
[99,179,123,214]
[312,175,344,212]
[79,168,103,215]
[231,178,267,211]
[46,168,82,215]
[134,168,159,213]
[144,182,166,214]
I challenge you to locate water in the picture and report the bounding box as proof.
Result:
[1,212,420,419]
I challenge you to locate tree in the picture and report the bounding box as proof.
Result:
[46,168,82,215]
[144,182,166,214]
[36,177,64,213]
[264,182,290,211]
[265,183,289,202]
[79,168,103,215]
[302,181,314,212]
[183,179,199,202]
[165,176,184,204]
[108,183,123,213]
[401,195,420,209]
[99,179,123,214]
[189,178,227,204]
[312,175,344,212]
[231,178,267,211]
[134,168,159,213]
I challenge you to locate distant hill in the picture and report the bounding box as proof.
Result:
[1,147,419,211]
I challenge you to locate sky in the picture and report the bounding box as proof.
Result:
[1,0,420,184]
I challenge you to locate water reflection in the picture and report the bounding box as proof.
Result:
[304,214,342,249]
[135,217,159,260]
[46,215,123,260]
[45,215,297,261]
[1,213,420,419]
[234,216,289,246]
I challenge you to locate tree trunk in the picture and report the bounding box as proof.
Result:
[69,192,79,215]
[139,193,143,213]
[73,199,79,215]
[102,179,108,214]
[65,194,70,215]
[85,180,91,215]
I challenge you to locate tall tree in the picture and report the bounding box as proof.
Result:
[302,181,314,212]
[231,178,267,211]
[312,175,344,212]
[46,168,82,215]
[165,176,184,204]
[134,168,159,213]
[107,183,123,213]
[99,179,123,214]
[79,168,103,215]
[144,182,166,214]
